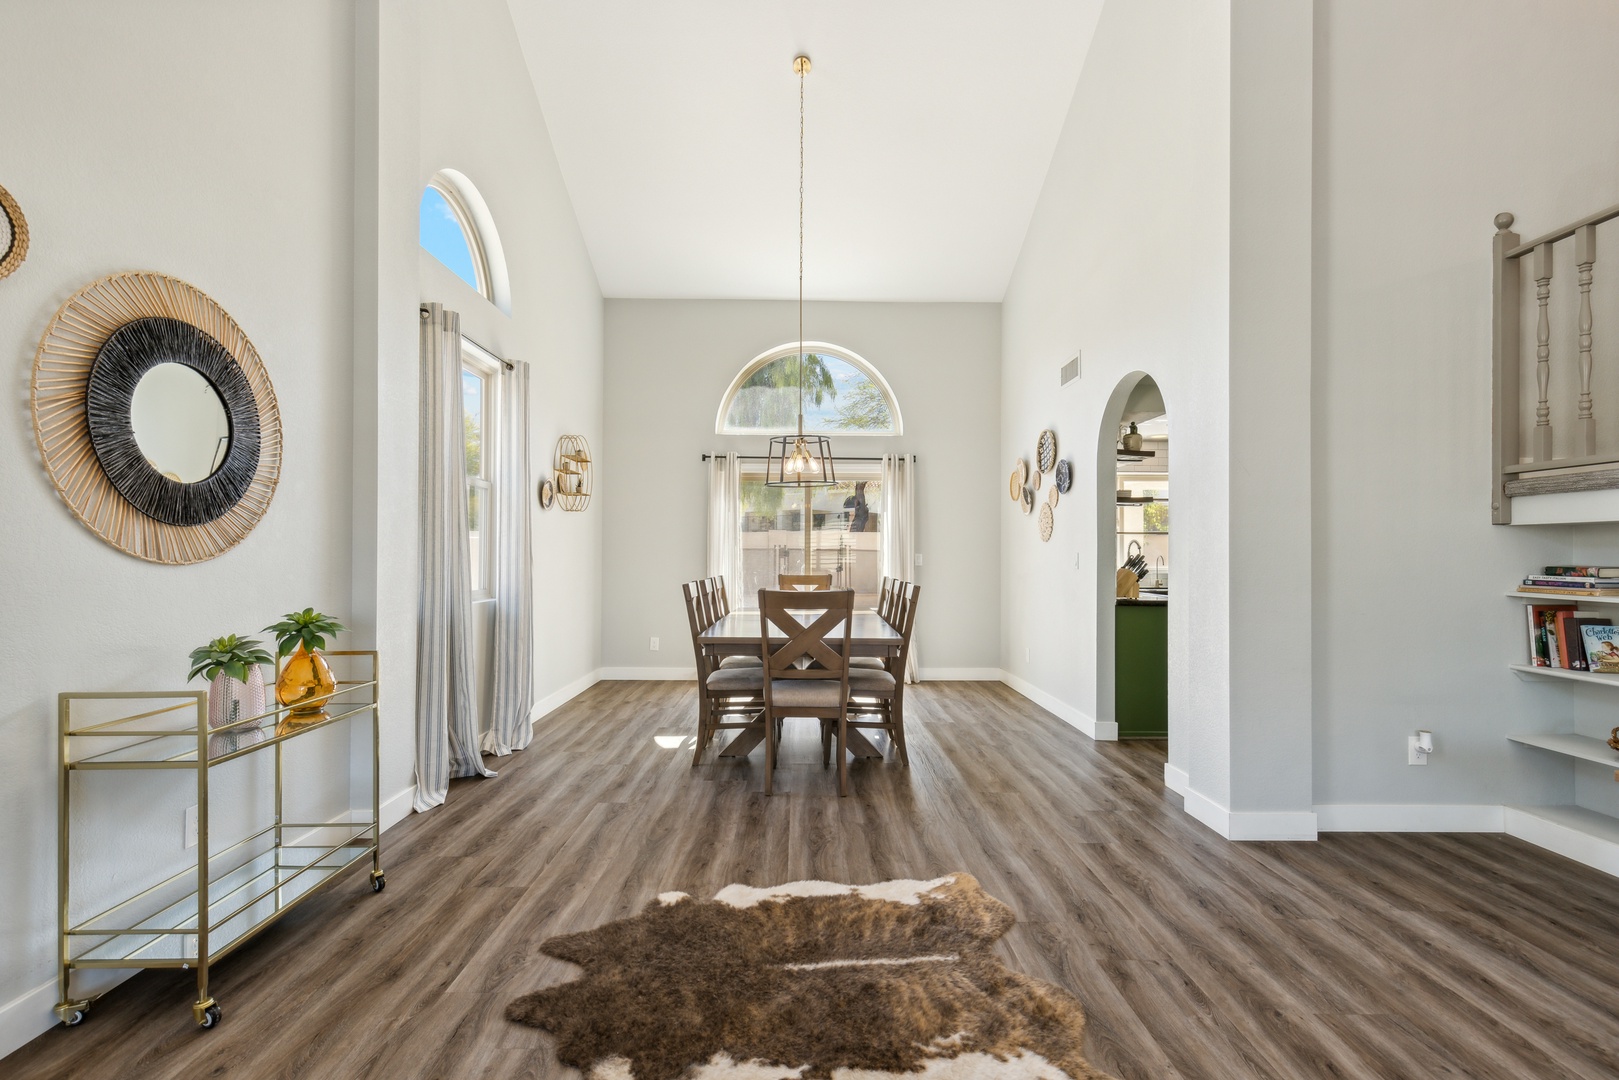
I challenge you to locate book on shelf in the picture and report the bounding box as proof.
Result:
[1519,577,1619,595]
[1527,602,1576,666]
[1580,625,1619,674]
[1544,566,1619,578]
[1564,614,1614,670]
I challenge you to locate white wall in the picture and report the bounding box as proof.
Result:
[0,0,357,1053]
[601,299,1000,678]
[0,0,603,1056]
[418,0,605,717]
[1310,0,1619,820]
[1000,0,1232,786]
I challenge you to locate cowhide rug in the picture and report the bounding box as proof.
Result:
[505,873,1117,1080]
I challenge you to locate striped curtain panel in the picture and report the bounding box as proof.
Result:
[415,303,495,813]
[483,360,535,756]
[706,452,742,606]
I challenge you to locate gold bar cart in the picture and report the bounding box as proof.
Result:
[55,651,383,1030]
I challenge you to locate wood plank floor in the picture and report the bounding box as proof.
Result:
[9,680,1619,1079]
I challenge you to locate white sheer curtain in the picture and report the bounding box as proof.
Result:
[415,303,495,813]
[881,453,919,683]
[483,360,534,757]
[707,452,742,607]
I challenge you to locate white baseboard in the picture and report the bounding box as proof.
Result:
[598,666,694,680]
[919,667,1002,681]
[998,671,1118,741]
[531,668,605,716]
[1163,763,1189,796]
[1184,787,1318,841]
[380,785,416,832]
[1504,806,1619,877]
[1316,803,1504,833]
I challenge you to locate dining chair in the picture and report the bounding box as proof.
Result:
[852,577,906,670]
[759,587,855,796]
[683,580,763,766]
[705,575,761,670]
[778,573,832,591]
[832,583,921,770]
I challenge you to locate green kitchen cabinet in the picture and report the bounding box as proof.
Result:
[1115,600,1167,738]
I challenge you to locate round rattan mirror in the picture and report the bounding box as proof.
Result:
[32,272,282,563]
[0,182,28,280]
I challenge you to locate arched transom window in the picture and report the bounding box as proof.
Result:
[419,169,511,314]
[716,342,902,435]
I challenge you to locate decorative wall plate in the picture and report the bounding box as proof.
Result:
[1054,458,1072,494]
[0,182,27,280]
[31,272,281,564]
[1009,469,1022,502]
[1038,502,1054,542]
[538,477,555,509]
[1047,484,1059,508]
[1021,487,1034,514]
[1032,467,1041,491]
[1037,429,1057,473]
[1015,457,1029,487]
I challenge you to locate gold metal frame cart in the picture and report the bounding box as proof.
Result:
[55,651,383,1030]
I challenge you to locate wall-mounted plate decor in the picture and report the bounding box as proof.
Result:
[1033,467,1041,492]
[1047,484,1059,509]
[1038,501,1054,542]
[1008,468,1022,502]
[554,434,592,512]
[1022,487,1034,515]
[31,272,281,564]
[0,182,27,280]
[538,477,555,509]
[1037,429,1057,473]
[1054,458,1072,494]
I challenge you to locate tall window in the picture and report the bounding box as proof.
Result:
[461,338,501,599]
[716,343,902,435]
[735,460,884,610]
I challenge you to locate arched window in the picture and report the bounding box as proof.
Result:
[418,170,511,314]
[716,342,902,435]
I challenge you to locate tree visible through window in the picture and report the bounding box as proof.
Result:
[718,346,900,435]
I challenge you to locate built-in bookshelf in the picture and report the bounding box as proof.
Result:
[1507,591,1619,878]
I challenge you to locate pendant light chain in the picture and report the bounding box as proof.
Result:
[797,59,805,436]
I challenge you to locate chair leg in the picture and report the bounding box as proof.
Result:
[836,712,849,797]
[763,708,776,796]
[692,698,709,767]
[820,718,832,768]
[891,699,909,767]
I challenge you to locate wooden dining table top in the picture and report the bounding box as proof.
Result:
[698,609,901,648]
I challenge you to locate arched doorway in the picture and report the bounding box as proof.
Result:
[1095,373,1169,742]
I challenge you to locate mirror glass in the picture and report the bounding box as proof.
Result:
[0,206,12,256]
[130,363,230,483]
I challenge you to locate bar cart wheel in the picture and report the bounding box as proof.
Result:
[371,870,386,893]
[194,1000,222,1029]
[55,1001,89,1027]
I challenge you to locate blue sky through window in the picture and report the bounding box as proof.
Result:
[420,186,480,293]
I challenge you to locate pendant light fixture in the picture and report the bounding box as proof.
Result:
[766,54,837,489]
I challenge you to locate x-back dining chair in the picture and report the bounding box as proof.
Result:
[778,573,832,591]
[682,579,763,766]
[759,587,854,796]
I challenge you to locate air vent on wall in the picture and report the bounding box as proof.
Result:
[1060,354,1080,386]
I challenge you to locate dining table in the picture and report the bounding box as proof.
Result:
[698,608,903,760]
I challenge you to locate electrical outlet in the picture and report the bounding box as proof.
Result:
[649,637,659,652]
[914,553,924,567]
[183,804,198,848]
[1407,736,1428,766]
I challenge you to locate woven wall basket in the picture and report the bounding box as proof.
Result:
[31,272,282,564]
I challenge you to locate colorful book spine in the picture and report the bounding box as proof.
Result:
[1544,566,1619,578]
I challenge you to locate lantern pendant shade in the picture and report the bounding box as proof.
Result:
[765,433,836,488]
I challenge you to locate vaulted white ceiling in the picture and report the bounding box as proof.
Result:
[506,0,1103,302]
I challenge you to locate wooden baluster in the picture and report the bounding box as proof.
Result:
[1492,212,1521,524]
[1577,225,1597,455]
[1533,241,1555,462]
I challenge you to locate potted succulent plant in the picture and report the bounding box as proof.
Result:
[263,608,347,727]
[188,634,275,734]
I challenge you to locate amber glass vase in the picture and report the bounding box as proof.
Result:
[276,644,336,730]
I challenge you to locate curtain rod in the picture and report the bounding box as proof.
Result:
[420,304,515,370]
[701,454,915,463]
